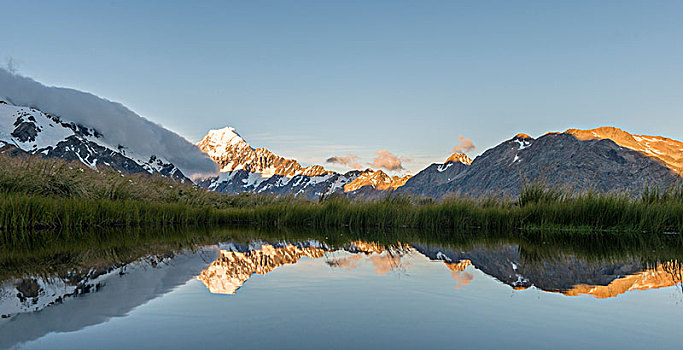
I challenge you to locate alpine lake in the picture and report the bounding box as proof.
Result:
[1,227,682,349]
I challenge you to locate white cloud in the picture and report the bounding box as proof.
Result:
[0,68,218,178]
[371,149,409,171]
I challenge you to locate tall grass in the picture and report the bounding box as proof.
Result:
[0,153,296,209]
[211,192,683,233]
[1,153,682,236]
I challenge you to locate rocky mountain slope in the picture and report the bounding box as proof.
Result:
[566,127,683,175]
[396,153,471,196]
[0,100,189,181]
[197,126,410,199]
[401,129,682,198]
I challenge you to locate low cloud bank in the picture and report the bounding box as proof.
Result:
[0,68,218,178]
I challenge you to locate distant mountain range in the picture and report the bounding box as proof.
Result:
[1,69,681,198]
[196,126,411,199]
[196,125,683,198]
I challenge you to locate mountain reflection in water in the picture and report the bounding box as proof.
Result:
[1,229,683,349]
[196,240,683,298]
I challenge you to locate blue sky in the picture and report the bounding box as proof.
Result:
[3,0,683,174]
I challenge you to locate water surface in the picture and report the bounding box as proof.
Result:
[1,229,682,349]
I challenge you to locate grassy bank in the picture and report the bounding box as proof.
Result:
[2,188,682,238]
[1,153,682,237]
[212,190,683,233]
[0,151,291,208]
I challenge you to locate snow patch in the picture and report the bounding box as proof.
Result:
[436,252,452,262]
[242,171,269,188]
[437,162,453,172]
[514,139,531,150]
[0,103,73,151]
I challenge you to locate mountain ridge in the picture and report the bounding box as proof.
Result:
[564,126,683,174]
[2,69,681,199]
[197,125,683,198]
[398,127,682,198]
[196,126,411,197]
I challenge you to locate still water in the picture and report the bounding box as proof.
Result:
[1,230,682,349]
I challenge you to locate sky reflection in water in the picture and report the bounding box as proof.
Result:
[2,239,683,350]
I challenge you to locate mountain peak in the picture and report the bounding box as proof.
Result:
[196,126,252,172]
[445,153,473,165]
[197,126,331,177]
[344,169,411,192]
[200,126,248,148]
[513,133,533,140]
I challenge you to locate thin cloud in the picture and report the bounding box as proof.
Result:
[371,149,409,171]
[326,154,362,169]
[5,57,19,74]
[452,135,475,153]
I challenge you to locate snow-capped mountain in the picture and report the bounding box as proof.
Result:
[0,100,188,181]
[5,67,678,198]
[197,126,410,198]
[199,124,683,199]
[197,126,330,177]
[0,69,217,179]
[343,168,411,192]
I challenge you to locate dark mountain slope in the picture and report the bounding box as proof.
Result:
[428,133,680,197]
